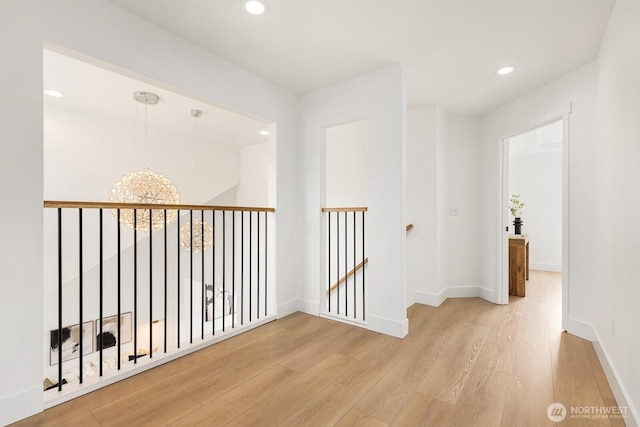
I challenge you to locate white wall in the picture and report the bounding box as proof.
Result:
[438,115,485,296]
[236,143,269,207]
[591,0,640,423]
[406,106,438,307]
[44,106,242,204]
[325,120,368,207]
[508,120,563,271]
[299,65,408,338]
[0,1,299,424]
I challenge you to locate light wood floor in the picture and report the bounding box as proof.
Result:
[14,271,625,426]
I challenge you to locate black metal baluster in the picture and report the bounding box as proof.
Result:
[222,211,226,332]
[57,208,63,390]
[328,212,331,313]
[189,210,193,344]
[353,211,357,319]
[149,210,153,359]
[257,210,260,320]
[232,211,235,328]
[164,210,167,353]
[362,211,365,321]
[212,210,216,335]
[177,210,181,348]
[249,212,252,322]
[264,212,268,317]
[78,208,83,382]
[336,211,340,315]
[201,210,205,340]
[241,211,244,325]
[117,210,121,370]
[99,209,103,375]
[345,211,348,317]
[134,209,138,363]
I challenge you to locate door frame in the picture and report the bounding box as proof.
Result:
[498,104,571,330]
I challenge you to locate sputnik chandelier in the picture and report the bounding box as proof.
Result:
[110,91,180,231]
[180,109,214,253]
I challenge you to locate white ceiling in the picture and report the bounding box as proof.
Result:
[44,49,270,147]
[107,0,615,115]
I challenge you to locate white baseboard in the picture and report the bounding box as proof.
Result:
[530,263,562,272]
[414,286,496,307]
[298,298,320,316]
[367,314,408,338]
[415,288,447,307]
[591,327,639,427]
[447,286,484,298]
[0,385,42,426]
[566,317,595,341]
[277,299,300,318]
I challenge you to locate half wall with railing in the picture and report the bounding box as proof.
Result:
[322,207,367,323]
[43,200,274,404]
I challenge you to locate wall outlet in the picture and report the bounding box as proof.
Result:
[611,314,615,338]
[449,207,459,216]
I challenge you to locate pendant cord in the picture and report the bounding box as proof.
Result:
[143,104,149,170]
[130,102,140,172]
[155,104,165,173]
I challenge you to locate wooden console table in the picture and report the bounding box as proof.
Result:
[509,234,529,297]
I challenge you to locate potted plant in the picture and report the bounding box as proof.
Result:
[509,194,525,235]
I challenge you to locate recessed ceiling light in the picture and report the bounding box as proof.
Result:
[244,0,269,15]
[259,130,269,135]
[496,66,515,76]
[44,89,65,97]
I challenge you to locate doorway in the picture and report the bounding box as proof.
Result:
[500,108,570,330]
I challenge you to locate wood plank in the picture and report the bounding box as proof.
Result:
[550,331,611,426]
[169,364,299,426]
[446,366,509,426]
[355,328,453,423]
[390,393,454,426]
[335,409,388,427]
[416,323,489,405]
[283,336,402,426]
[501,340,555,427]
[224,353,357,426]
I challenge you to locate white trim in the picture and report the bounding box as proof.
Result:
[530,264,562,272]
[447,286,484,298]
[318,312,367,328]
[565,317,595,341]
[277,298,301,318]
[592,328,640,427]
[366,314,408,338]
[0,385,42,426]
[298,298,320,315]
[415,289,447,307]
[414,286,496,307]
[561,113,570,331]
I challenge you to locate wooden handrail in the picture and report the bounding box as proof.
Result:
[43,200,275,213]
[326,257,368,295]
[406,223,414,231]
[322,207,368,212]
